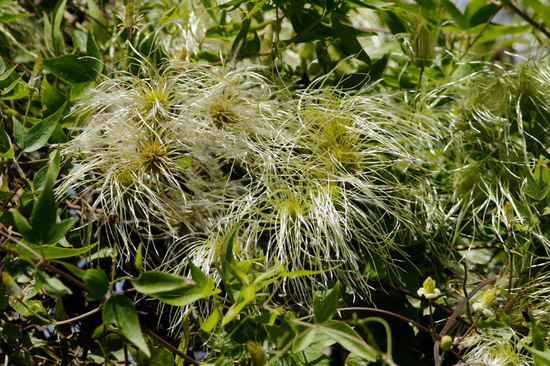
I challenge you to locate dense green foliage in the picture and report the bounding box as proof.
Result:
[3,0,550,365]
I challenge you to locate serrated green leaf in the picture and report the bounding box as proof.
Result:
[313,282,340,324]
[16,242,97,259]
[43,55,97,85]
[83,269,109,301]
[319,321,376,362]
[102,295,150,357]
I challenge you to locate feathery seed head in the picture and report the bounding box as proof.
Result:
[401,12,436,69]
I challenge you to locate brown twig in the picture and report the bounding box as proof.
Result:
[142,326,200,366]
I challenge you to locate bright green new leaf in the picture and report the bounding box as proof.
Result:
[319,321,377,362]
[201,306,220,333]
[0,12,29,24]
[83,269,109,301]
[221,224,240,264]
[102,295,150,357]
[313,282,340,324]
[134,243,143,273]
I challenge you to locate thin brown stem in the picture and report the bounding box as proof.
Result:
[142,326,200,365]
[500,0,550,40]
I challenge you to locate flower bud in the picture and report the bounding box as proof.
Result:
[440,335,453,351]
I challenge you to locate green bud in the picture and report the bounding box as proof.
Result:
[440,335,453,351]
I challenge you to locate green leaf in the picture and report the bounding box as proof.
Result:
[102,295,150,357]
[221,224,240,264]
[83,269,109,301]
[41,76,69,117]
[524,0,550,29]
[43,55,97,85]
[319,321,376,362]
[231,18,260,56]
[529,312,550,366]
[331,11,371,65]
[86,0,110,43]
[313,282,340,324]
[441,0,467,29]
[85,31,103,76]
[16,242,97,259]
[132,271,197,294]
[468,3,498,27]
[132,268,219,306]
[49,0,67,56]
[12,104,65,152]
[0,12,30,24]
[11,209,37,244]
[30,149,61,243]
[201,306,220,333]
[70,81,94,100]
[526,346,550,365]
[0,120,11,154]
[245,0,267,20]
[293,327,318,353]
[221,289,255,326]
[36,271,72,296]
